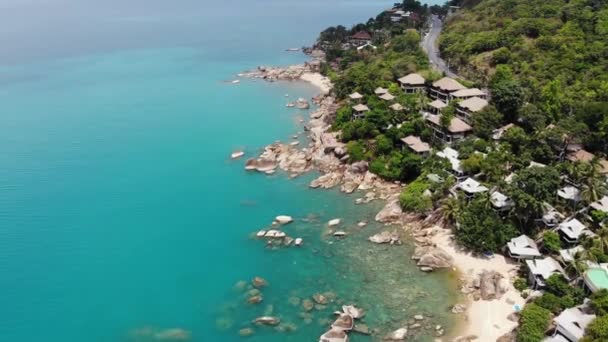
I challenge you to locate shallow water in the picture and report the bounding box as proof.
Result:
[0,1,458,341]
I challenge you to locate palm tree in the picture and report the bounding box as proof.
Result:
[439,196,460,228]
[566,250,592,281]
[595,226,608,254]
[580,158,608,204]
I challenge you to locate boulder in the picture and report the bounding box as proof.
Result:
[313,293,329,305]
[348,161,368,174]
[342,305,365,319]
[331,313,354,331]
[452,303,467,314]
[154,328,192,341]
[333,231,347,237]
[384,328,408,340]
[239,328,254,337]
[414,246,453,269]
[247,295,263,304]
[319,327,348,342]
[302,299,314,311]
[479,270,506,300]
[252,277,268,288]
[253,316,281,326]
[368,230,401,245]
[414,315,424,321]
[375,198,404,224]
[328,218,341,226]
[275,215,293,224]
[353,323,370,335]
[294,238,303,246]
[310,172,342,189]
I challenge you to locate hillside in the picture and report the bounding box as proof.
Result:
[440,0,608,153]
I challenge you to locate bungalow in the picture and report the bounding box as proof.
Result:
[449,88,487,101]
[437,147,464,178]
[398,73,426,94]
[566,149,595,163]
[456,96,489,123]
[374,87,388,96]
[557,218,591,244]
[389,103,404,111]
[551,301,596,342]
[401,135,430,156]
[559,245,585,264]
[492,123,515,141]
[349,31,372,47]
[491,191,514,211]
[558,185,582,203]
[348,92,363,102]
[526,257,567,289]
[507,235,541,260]
[378,92,395,102]
[425,113,473,144]
[541,205,565,228]
[428,99,447,115]
[429,77,466,101]
[590,196,608,214]
[352,104,370,120]
[457,177,489,198]
[390,10,411,23]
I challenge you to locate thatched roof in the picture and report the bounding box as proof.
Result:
[425,114,472,133]
[428,99,447,109]
[348,92,363,100]
[352,104,370,112]
[398,73,425,86]
[389,103,404,111]
[379,93,395,101]
[401,135,430,153]
[374,87,388,95]
[458,96,488,112]
[432,77,466,92]
[451,88,486,98]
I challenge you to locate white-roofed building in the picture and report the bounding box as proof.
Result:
[398,73,425,93]
[456,96,489,123]
[558,186,582,203]
[559,246,585,264]
[457,178,489,198]
[552,301,596,342]
[590,196,608,214]
[557,218,592,244]
[541,204,565,228]
[526,257,567,289]
[437,147,464,177]
[491,191,514,211]
[507,235,541,260]
[389,103,404,111]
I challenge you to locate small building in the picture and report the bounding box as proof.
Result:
[507,235,541,260]
[389,103,404,111]
[457,178,489,198]
[526,257,567,289]
[348,92,363,102]
[374,87,388,96]
[429,77,466,101]
[352,104,370,120]
[558,185,582,203]
[492,123,515,141]
[551,301,596,342]
[450,88,487,101]
[566,149,595,163]
[349,31,372,47]
[491,191,514,211]
[559,245,585,264]
[557,218,591,244]
[437,147,464,178]
[456,96,489,123]
[379,92,395,101]
[428,99,447,115]
[541,205,565,228]
[398,73,426,94]
[590,196,608,214]
[425,113,473,144]
[401,135,430,156]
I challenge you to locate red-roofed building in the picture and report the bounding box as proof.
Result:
[349,31,372,47]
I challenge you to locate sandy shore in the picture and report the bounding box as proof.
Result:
[432,228,524,341]
[300,72,332,94]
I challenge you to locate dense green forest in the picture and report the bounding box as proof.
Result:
[440,0,608,154]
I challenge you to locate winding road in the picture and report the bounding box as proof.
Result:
[422,15,459,79]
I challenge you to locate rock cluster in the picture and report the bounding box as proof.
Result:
[412,245,454,271]
[318,305,366,342]
[460,270,509,301]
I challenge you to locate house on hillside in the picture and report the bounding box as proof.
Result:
[352,104,369,120]
[457,177,489,199]
[557,218,593,244]
[429,77,466,101]
[378,92,395,102]
[398,73,426,94]
[450,88,487,101]
[389,103,404,112]
[401,135,430,156]
[491,191,514,212]
[425,113,472,144]
[348,92,363,103]
[456,96,489,123]
[526,257,567,289]
[540,205,565,228]
[437,147,464,179]
[550,301,596,342]
[506,235,541,260]
[590,196,608,214]
[349,31,372,47]
[428,99,447,115]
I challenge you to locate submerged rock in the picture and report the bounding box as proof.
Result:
[353,323,370,335]
[328,218,341,226]
[331,313,354,331]
[313,293,329,305]
[302,299,314,312]
[247,295,263,304]
[154,328,192,341]
[319,327,348,342]
[384,328,408,340]
[239,328,254,337]
[413,246,453,269]
[342,305,365,319]
[252,277,268,288]
[275,215,293,224]
[368,230,400,245]
[253,316,280,326]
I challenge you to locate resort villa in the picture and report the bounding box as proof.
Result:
[429,77,466,101]
[491,191,515,211]
[427,99,447,115]
[526,257,567,289]
[558,185,582,205]
[378,92,395,102]
[506,234,541,260]
[559,245,585,264]
[400,135,430,156]
[348,92,363,102]
[590,196,608,214]
[398,73,426,93]
[457,177,489,198]
[352,104,370,120]
[437,147,464,178]
[456,96,489,123]
[348,31,372,47]
[549,302,596,342]
[425,113,472,144]
[449,88,487,101]
[556,218,592,244]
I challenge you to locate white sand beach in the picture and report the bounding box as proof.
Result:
[300,72,332,94]
[432,228,525,341]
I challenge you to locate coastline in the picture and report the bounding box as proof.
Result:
[244,64,523,341]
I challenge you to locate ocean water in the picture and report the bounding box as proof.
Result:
[0,1,458,341]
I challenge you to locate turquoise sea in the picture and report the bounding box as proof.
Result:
[0,1,457,341]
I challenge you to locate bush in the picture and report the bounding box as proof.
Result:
[534,293,575,314]
[581,315,608,342]
[513,277,528,292]
[346,141,366,162]
[516,304,551,342]
[542,231,562,253]
[399,179,432,213]
[590,289,608,316]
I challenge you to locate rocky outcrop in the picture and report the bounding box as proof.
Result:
[384,328,408,340]
[479,270,508,300]
[342,305,365,319]
[368,230,401,245]
[412,246,453,269]
[253,316,281,326]
[375,196,405,224]
[310,172,343,189]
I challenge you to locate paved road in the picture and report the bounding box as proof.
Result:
[422,15,458,78]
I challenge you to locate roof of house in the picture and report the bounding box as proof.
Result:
[432,77,466,92]
[559,246,585,264]
[491,191,514,208]
[567,149,595,163]
[401,135,430,153]
[458,96,489,112]
[451,88,486,98]
[425,114,472,133]
[437,147,462,173]
[428,99,448,109]
[351,31,372,40]
[590,196,608,213]
[543,206,565,224]
[389,103,404,111]
[558,219,589,241]
[507,235,541,258]
[379,93,395,101]
[492,123,515,140]
[529,161,547,168]
[542,334,571,342]
[558,186,581,201]
[526,257,566,280]
[349,92,363,100]
[352,104,370,112]
[398,73,425,86]
[554,303,596,341]
[458,178,489,194]
[374,87,388,95]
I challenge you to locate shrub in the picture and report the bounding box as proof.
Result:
[542,231,562,253]
[590,289,608,316]
[399,179,432,213]
[346,141,366,162]
[513,277,528,292]
[516,304,551,342]
[581,315,608,342]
